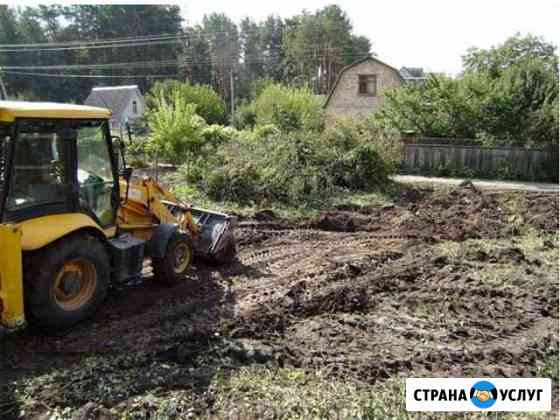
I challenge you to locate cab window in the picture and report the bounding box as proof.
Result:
[76,121,115,227]
[7,121,67,211]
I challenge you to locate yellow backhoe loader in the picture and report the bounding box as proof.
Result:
[0,101,236,332]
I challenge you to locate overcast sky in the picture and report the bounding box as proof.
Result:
[179,0,560,75]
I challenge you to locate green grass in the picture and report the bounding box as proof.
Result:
[210,367,410,420]
[172,181,414,219]
[434,233,558,291]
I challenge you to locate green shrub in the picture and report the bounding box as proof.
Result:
[324,117,402,175]
[146,90,206,165]
[255,84,325,132]
[147,80,227,125]
[232,102,257,130]
[378,34,559,147]
[329,143,391,190]
[201,124,240,144]
[195,123,395,206]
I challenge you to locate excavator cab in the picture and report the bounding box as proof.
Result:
[0,101,236,332]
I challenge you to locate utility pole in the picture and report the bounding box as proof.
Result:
[230,66,235,124]
[0,71,7,100]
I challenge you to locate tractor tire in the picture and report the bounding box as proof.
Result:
[152,232,193,284]
[24,233,110,330]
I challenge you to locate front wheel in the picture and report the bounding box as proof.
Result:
[24,233,110,330]
[152,233,193,284]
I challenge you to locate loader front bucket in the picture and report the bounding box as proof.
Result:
[191,208,237,264]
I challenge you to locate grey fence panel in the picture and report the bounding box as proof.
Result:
[401,140,550,181]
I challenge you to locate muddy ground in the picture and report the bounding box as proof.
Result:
[0,183,558,419]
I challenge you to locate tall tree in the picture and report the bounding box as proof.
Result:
[0,5,183,102]
[463,33,558,78]
[283,5,371,94]
[259,15,286,83]
[201,13,240,106]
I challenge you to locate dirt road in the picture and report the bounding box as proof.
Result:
[394,174,559,193]
[0,183,558,418]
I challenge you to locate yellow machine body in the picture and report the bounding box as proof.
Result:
[17,213,109,251]
[118,178,199,241]
[0,224,25,330]
[0,100,235,333]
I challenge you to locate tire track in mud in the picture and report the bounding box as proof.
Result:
[228,203,558,382]
[1,185,556,400]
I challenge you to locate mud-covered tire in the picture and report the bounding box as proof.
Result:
[152,233,193,284]
[24,233,110,330]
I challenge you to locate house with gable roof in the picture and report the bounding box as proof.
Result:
[84,85,144,131]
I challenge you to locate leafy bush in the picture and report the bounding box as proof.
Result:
[378,34,559,147]
[203,131,334,205]
[146,90,206,165]
[324,117,402,179]
[255,84,325,132]
[201,124,240,144]
[193,120,396,206]
[147,80,227,125]
[232,102,257,130]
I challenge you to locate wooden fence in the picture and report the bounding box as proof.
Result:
[400,138,554,181]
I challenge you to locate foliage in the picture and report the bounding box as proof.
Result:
[378,34,559,147]
[0,5,182,103]
[0,4,371,104]
[282,5,371,93]
[232,101,257,129]
[189,119,396,206]
[201,124,239,144]
[324,117,402,170]
[145,90,205,165]
[463,33,559,78]
[147,80,227,125]
[254,83,325,132]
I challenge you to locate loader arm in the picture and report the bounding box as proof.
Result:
[118,177,237,264]
[118,178,199,238]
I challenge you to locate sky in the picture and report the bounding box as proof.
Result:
[178,0,560,75]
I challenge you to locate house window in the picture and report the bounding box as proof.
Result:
[132,100,138,114]
[358,75,377,96]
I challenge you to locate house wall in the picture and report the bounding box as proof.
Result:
[123,91,144,122]
[326,60,402,119]
[110,91,144,131]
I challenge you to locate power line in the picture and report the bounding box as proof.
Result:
[0,31,247,53]
[0,33,185,49]
[0,27,268,51]
[0,47,361,71]
[0,26,355,54]
[0,60,180,70]
[0,52,372,80]
[0,70,178,79]
[0,38,186,53]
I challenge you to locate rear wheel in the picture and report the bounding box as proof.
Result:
[152,233,193,284]
[24,233,110,330]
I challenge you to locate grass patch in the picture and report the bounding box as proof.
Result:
[210,367,407,419]
[172,180,412,219]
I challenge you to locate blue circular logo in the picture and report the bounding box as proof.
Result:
[470,381,498,409]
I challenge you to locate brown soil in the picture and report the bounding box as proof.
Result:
[0,184,557,418]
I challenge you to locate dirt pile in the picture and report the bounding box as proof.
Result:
[516,192,559,232]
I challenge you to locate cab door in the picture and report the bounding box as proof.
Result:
[75,121,119,228]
